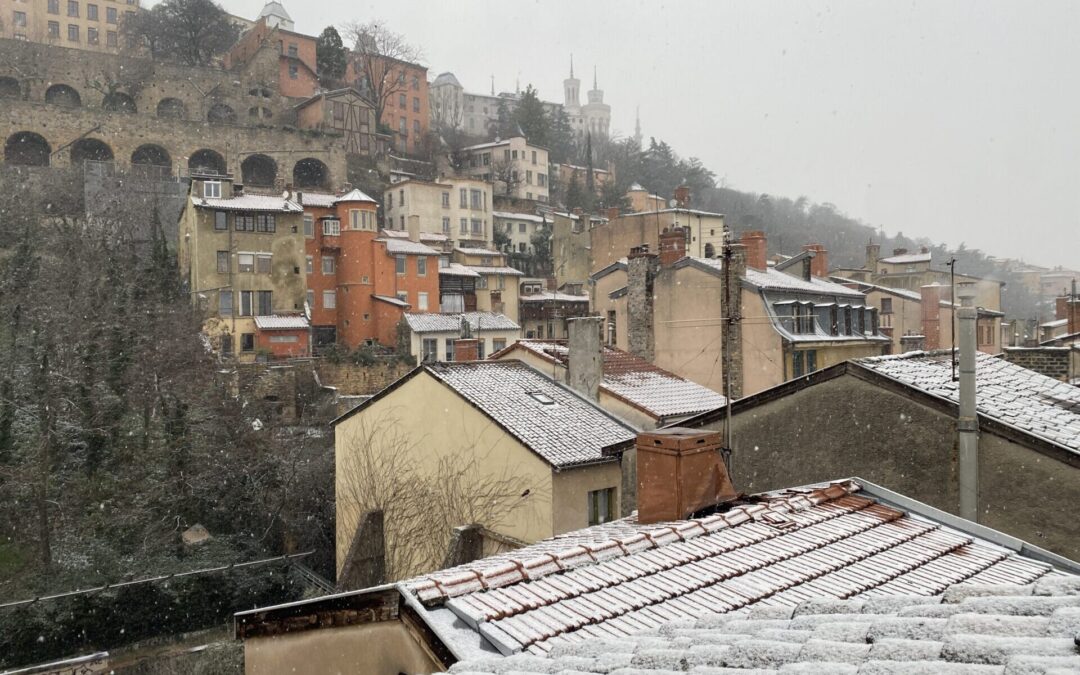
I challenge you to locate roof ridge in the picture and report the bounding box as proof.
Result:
[408,481,862,606]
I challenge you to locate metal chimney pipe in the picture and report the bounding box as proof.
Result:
[956,281,979,522]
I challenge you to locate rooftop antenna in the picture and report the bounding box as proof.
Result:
[946,257,957,381]
[490,74,494,96]
[720,224,735,474]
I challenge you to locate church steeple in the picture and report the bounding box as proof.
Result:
[634,106,642,147]
[587,66,603,104]
[593,65,597,90]
[564,54,580,109]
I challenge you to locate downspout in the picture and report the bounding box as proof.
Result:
[957,281,979,522]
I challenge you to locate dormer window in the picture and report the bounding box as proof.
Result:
[203,181,221,198]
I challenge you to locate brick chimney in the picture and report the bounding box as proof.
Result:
[893,247,908,256]
[606,206,620,221]
[636,428,738,525]
[673,185,690,209]
[454,338,479,362]
[659,227,687,266]
[572,207,584,216]
[722,243,746,400]
[407,214,420,243]
[866,242,880,274]
[1069,297,1080,335]
[627,250,659,361]
[921,284,943,350]
[801,244,828,278]
[1056,295,1069,321]
[740,231,767,271]
[567,316,603,400]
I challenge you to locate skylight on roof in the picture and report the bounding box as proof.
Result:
[527,391,556,405]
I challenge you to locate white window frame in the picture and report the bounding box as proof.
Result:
[203,180,221,198]
[322,290,336,309]
[417,291,428,311]
[323,219,340,236]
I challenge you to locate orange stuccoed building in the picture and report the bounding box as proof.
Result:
[300,189,440,351]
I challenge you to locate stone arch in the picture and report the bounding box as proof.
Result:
[188,148,226,175]
[0,77,20,99]
[44,83,81,107]
[102,91,137,113]
[131,143,171,168]
[4,132,51,166]
[241,153,276,187]
[207,103,236,124]
[157,97,187,119]
[293,157,329,189]
[70,138,114,164]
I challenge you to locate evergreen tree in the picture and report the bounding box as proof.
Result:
[546,108,576,164]
[493,97,515,140]
[315,26,347,83]
[512,85,549,146]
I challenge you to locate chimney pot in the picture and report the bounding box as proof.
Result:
[866,242,880,274]
[567,316,603,400]
[659,227,687,266]
[740,231,768,271]
[800,244,829,278]
[407,214,421,243]
[674,185,690,208]
[920,284,944,350]
[636,428,738,524]
[453,338,480,362]
[606,206,620,221]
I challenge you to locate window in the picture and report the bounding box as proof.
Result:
[531,150,537,164]
[321,256,335,275]
[471,219,483,235]
[305,256,313,274]
[460,218,468,234]
[518,222,527,233]
[482,152,490,166]
[67,0,77,16]
[396,291,408,304]
[442,216,450,233]
[422,338,438,362]
[257,290,272,315]
[235,214,255,232]
[476,275,487,289]
[256,254,272,274]
[538,173,547,187]
[106,6,115,22]
[413,97,420,113]
[87,27,97,44]
[444,338,456,361]
[67,24,78,41]
[322,219,340,236]
[792,350,818,378]
[880,298,893,314]
[398,189,404,206]
[417,256,427,276]
[518,242,527,253]
[288,64,298,79]
[240,334,255,352]
[588,488,616,526]
[386,193,392,209]
[106,30,116,46]
[305,289,314,309]
[238,253,254,273]
[512,150,518,159]
[526,170,533,185]
[395,255,406,275]
[399,116,406,134]
[413,119,420,134]
[203,181,221,198]
[13,11,26,27]
[459,188,468,207]
[219,290,233,315]
[287,43,297,57]
[48,0,59,13]
[492,338,506,352]
[417,291,428,311]
[503,149,511,162]
[398,93,406,108]
[255,214,275,232]
[607,310,617,345]
[216,251,229,273]
[470,189,482,209]
[214,211,227,230]
[303,214,314,237]
[322,290,336,309]
[87,3,97,19]
[48,21,60,37]
[441,191,450,208]
[240,291,253,316]
[439,256,450,269]
[269,335,297,344]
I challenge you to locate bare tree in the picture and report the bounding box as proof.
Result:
[342,21,423,131]
[336,412,547,581]
[490,158,523,198]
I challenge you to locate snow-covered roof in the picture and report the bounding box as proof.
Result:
[372,295,409,308]
[520,291,589,303]
[381,229,448,242]
[257,1,291,22]
[880,251,932,264]
[438,263,481,278]
[1042,318,1068,328]
[454,246,502,257]
[468,266,524,276]
[253,314,308,330]
[195,194,302,213]
[298,192,336,208]
[500,340,727,420]
[743,266,867,297]
[381,238,439,255]
[431,72,461,88]
[403,312,519,333]
[335,188,378,204]
[493,211,547,223]
[857,351,1080,455]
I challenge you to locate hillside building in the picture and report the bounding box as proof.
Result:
[458,137,550,203]
[347,54,430,156]
[0,0,141,53]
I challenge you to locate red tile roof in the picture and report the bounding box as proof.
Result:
[403,480,1056,656]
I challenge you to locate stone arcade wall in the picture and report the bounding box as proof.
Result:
[0,38,346,187]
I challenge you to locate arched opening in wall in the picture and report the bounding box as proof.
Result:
[44,84,81,107]
[241,154,277,187]
[157,97,187,119]
[207,103,237,124]
[131,144,171,168]
[0,77,20,99]
[70,138,114,165]
[704,243,716,259]
[188,149,226,176]
[4,132,51,166]
[102,92,137,114]
[293,157,329,189]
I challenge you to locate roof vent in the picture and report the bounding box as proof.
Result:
[636,428,738,524]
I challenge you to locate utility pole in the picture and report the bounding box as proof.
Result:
[947,257,957,380]
[957,281,979,522]
[720,225,736,473]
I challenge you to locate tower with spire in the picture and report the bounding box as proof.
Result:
[580,65,611,138]
[634,106,642,147]
[564,55,581,109]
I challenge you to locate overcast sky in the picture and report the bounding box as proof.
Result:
[216,0,1080,267]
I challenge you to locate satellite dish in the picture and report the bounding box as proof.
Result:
[668,198,678,208]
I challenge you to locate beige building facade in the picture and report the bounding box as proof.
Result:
[384,177,493,249]
[0,0,139,53]
[459,137,550,203]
